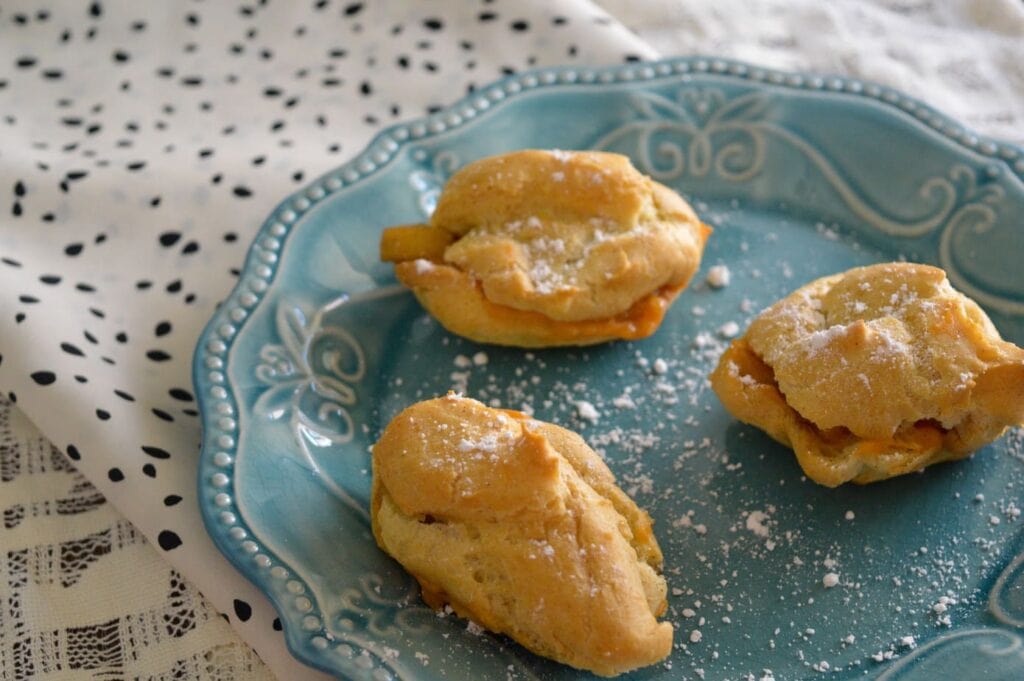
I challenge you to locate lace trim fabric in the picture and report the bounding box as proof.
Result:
[0,398,275,681]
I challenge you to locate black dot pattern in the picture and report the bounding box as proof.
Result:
[30,370,56,385]
[233,599,253,622]
[142,445,172,459]
[157,530,182,551]
[0,2,652,672]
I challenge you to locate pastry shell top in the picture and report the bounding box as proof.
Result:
[710,263,1024,486]
[371,394,672,677]
[381,149,710,346]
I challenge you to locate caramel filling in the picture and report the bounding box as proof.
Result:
[385,222,684,342]
[380,224,454,262]
[725,339,948,458]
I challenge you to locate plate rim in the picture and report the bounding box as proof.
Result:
[192,55,1024,680]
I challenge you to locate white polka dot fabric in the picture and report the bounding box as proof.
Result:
[0,1,652,678]
[0,0,1019,678]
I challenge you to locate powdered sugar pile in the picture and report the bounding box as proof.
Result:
[707,264,731,289]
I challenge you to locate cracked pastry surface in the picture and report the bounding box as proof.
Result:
[710,262,1024,487]
[370,394,672,677]
[380,149,711,347]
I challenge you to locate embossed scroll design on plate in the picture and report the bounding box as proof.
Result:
[254,296,368,519]
[593,87,1018,315]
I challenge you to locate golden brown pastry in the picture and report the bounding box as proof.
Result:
[371,394,672,676]
[710,262,1024,487]
[381,149,711,347]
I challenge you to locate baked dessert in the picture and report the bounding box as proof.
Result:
[380,149,711,347]
[710,262,1024,487]
[371,394,672,676]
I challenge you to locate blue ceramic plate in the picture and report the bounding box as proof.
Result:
[195,57,1024,680]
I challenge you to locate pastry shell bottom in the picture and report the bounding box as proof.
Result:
[708,339,1013,487]
[395,260,684,347]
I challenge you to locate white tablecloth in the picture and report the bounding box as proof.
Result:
[0,1,1020,678]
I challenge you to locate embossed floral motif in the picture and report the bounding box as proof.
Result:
[254,297,367,515]
[593,88,769,182]
[876,628,1024,680]
[594,87,1017,315]
[335,573,433,640]
[981,475,1024,674]
[990,512,1024,630]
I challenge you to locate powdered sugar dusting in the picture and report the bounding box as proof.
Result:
[369,202,1024,679]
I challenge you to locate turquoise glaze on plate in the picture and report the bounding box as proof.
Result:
[195,57,1024,680]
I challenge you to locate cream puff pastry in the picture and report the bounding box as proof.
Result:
[381,149,711,347]
[371,394,672,676]
[710,263,1024,487]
